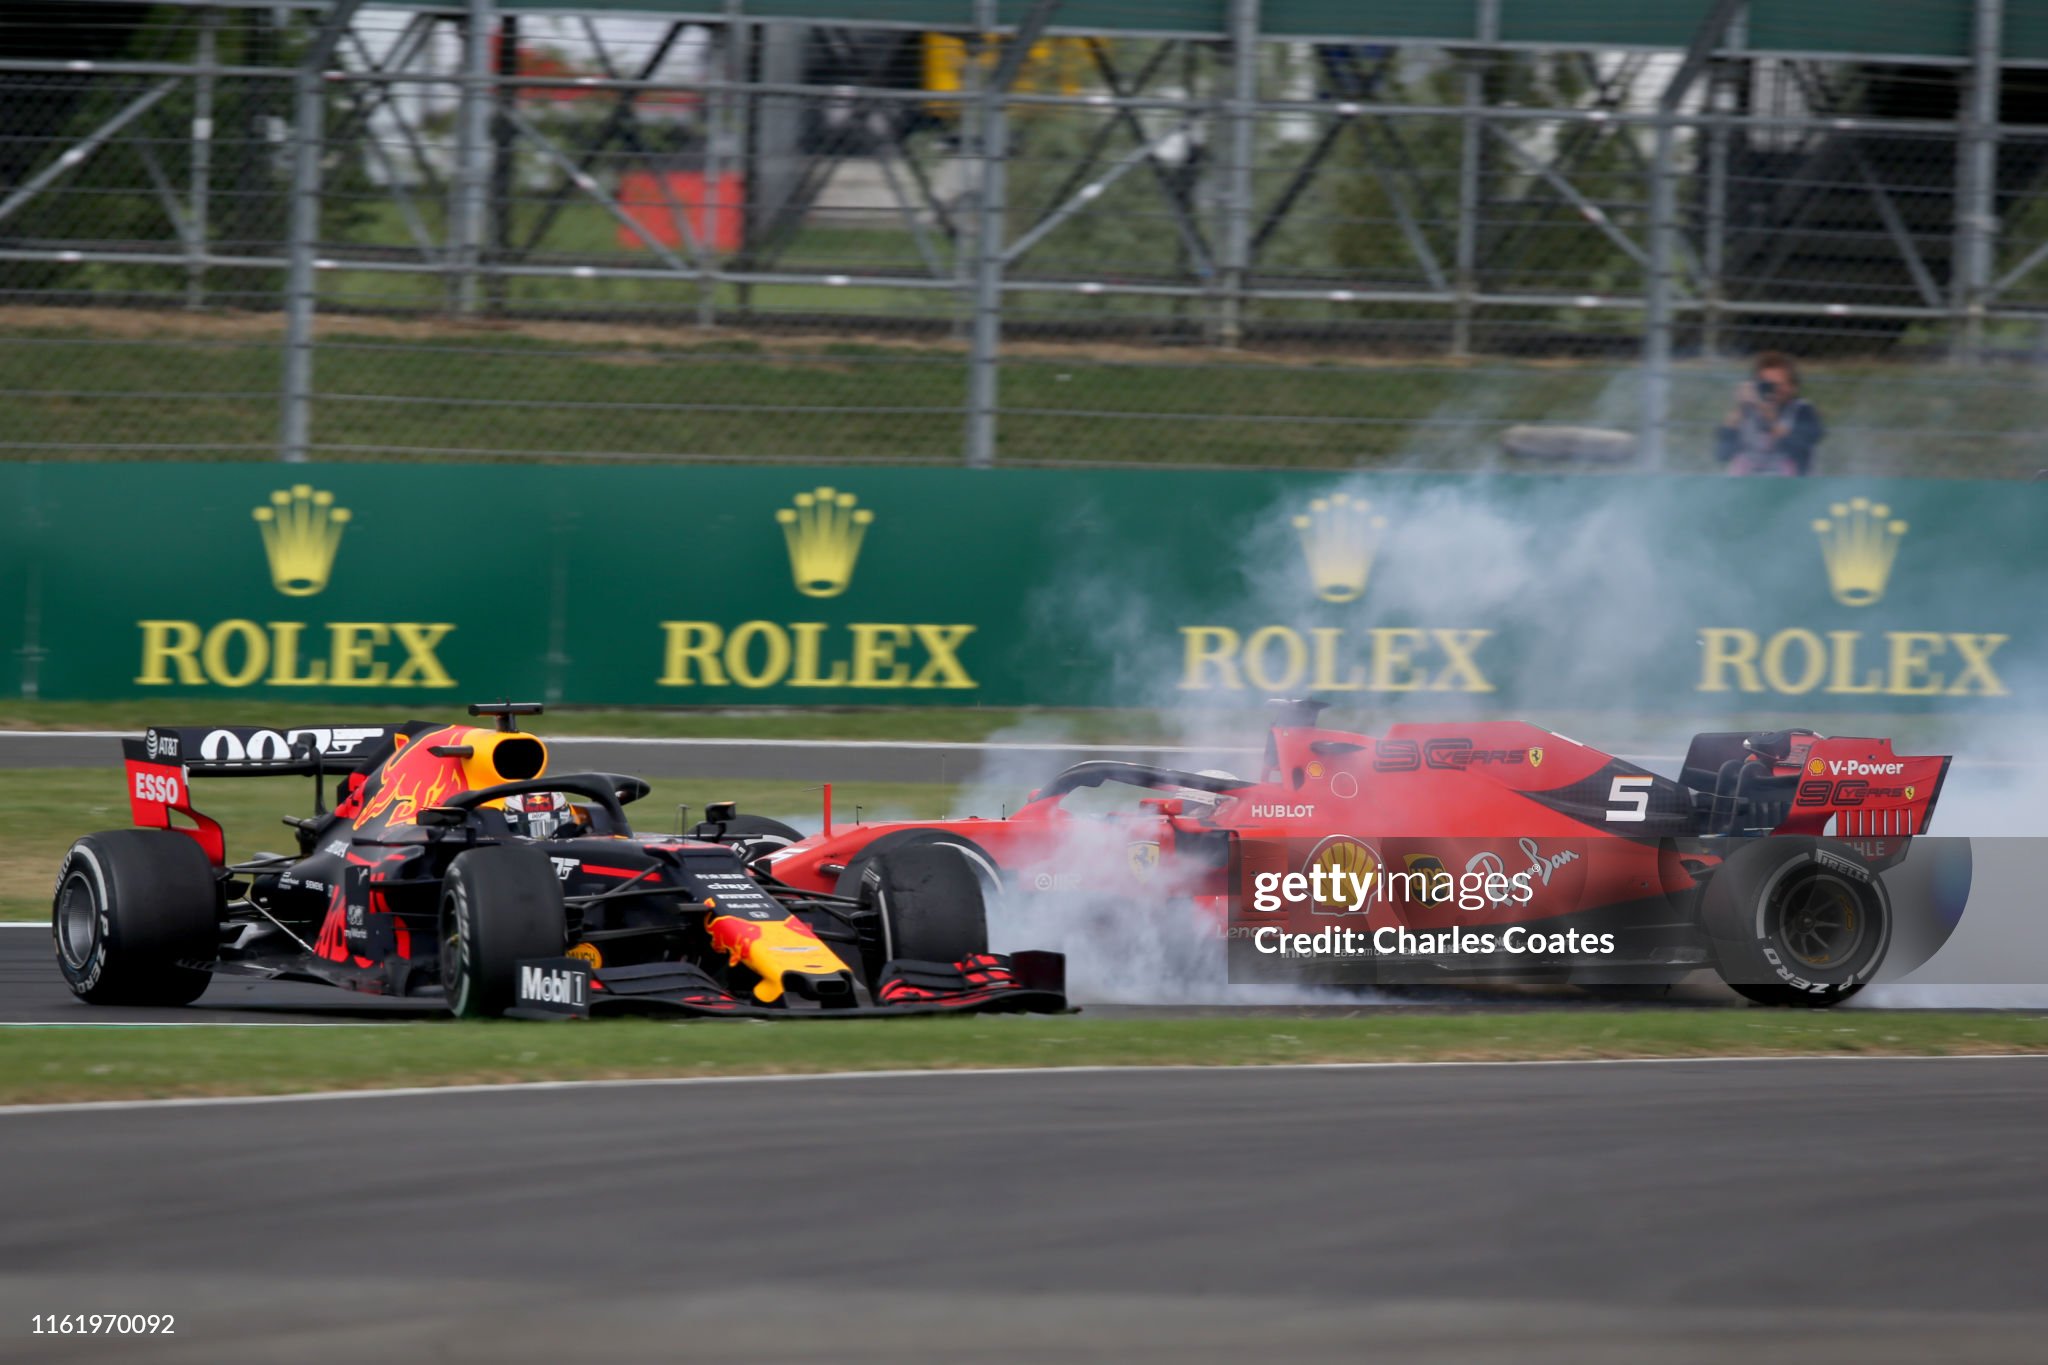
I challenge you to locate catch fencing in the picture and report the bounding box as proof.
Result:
[4,1,2048,475]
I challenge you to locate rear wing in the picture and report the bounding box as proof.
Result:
[134,724,416,777]
[1677,729,1951,840]
[121,723,426,865]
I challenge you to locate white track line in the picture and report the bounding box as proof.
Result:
[0,729,131,739]
[1,1052,2043,1118]
[0,1020,395,1028]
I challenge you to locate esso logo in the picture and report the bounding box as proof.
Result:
[133,770,183,805]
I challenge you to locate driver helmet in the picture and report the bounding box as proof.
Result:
[505,790,573,839]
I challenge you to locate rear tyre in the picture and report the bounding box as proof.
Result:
[722,814,805,865]
[1701,838,1889,1008]
[439,846,568,1018]
[861,845,990,966]
[52,831,218,1007]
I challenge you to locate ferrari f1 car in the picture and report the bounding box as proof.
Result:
[54,704,1064,1018]
[744,700,1963,1007]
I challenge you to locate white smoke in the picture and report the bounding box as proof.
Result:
[944,376,2045,1008]
[1852,718,2048,1007]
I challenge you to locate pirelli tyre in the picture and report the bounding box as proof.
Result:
[1701,837,1890,1008]
[439,846,569,1018]
[832,828,1007,906]
[52,830,219,1007]
[722,814,805,865]
[851,844,990,968]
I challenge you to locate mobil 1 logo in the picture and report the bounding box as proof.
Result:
[508,957,592,1019]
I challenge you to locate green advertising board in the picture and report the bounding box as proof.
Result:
[7,463,2041,715]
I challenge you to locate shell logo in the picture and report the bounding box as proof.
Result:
[1808,758,1826,776]
[1304,835,1380,914]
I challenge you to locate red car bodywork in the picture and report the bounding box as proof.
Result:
[754,708,1951,981]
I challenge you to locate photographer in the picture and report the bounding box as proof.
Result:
[1715,352,1824,476]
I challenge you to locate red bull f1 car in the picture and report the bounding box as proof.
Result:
[54,704,1064,1019]
[746,701,1964,1007]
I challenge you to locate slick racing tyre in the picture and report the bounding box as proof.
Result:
[1701,838,1890,1008]
[833,828,1007,906]
[722,814,805,865]
[859,845,990,966]
[439,846,569,1018]
[53,830,219,1007]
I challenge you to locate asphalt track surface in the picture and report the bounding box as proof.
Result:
[2,1057,2045,1364]
[0,925,443,1023]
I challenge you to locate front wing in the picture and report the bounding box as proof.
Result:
[511,951,1069,1019]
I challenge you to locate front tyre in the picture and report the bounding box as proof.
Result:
[439,846,568,1018]
[832,829,1007,907]
[868,844,990,966]
[1701,837,1889,1008]
[53,831,218,1007]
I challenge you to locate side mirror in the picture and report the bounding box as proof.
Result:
[1141,798,1185,818]
[704,801,737,824]
[417,806,468,829]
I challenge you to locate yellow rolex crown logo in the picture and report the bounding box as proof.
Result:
[1810,497,1907,608]
[1292,493,1387,604]
[252,484,350,597]
[777,486,873,599]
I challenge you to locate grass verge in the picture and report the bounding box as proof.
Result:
[0,308,2036,476]
[2,1013,2044,1106]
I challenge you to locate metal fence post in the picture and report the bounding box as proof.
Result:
[488,12,518,315]
[964,11,1005,469]
[1642,0,1743,468]
[963,0,1061,469]
[699,0,747,329]
[1216,0,1260,349]
[1452,0,1498,358]
[1642,120,1678,468]
[186,7,221,310]
[1958,0,2004,358]
[279,2,367,463]
[449,0,494,316]
[279,63,320,462]
[1700,5,1745,358]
